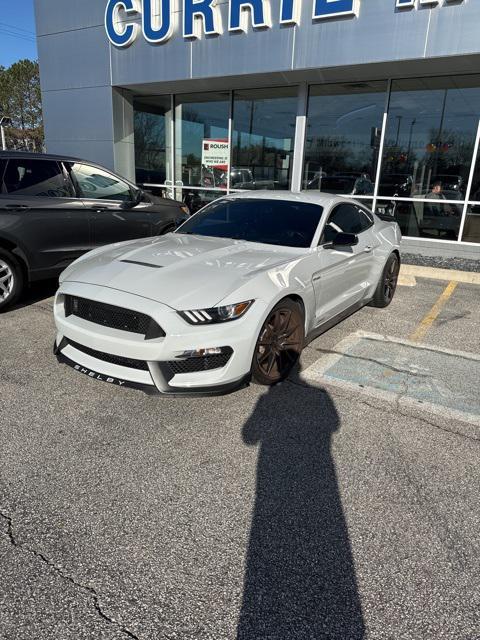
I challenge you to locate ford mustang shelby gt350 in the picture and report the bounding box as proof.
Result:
[53,192,401,395]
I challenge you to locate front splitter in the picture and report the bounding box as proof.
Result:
[54,342,251,398]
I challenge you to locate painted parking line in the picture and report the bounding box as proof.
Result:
[302,331,480,426]
[401,264,480,285]
[409,281,458,343]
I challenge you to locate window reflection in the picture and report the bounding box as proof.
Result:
[461,205,480,243]
[303,81,387,195]
[232,87,298,190]
[379,76,480,200]
[181,188,224,214]
[175,92,230,191]
[375,199,462,240]
[134,96,172,195]
[467,148,480,203]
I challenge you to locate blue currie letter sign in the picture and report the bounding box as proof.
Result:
[229,0,272,32]
[143,0,172,43]
[280,0,301,24]
[105,0,140,46]
[313,0,359,19]
[184,0,222,38]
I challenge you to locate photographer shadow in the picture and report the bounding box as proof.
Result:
[238,376,365,639]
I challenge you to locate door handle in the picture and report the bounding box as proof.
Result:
[90,206,109,213]
[364,246,373,253]
[2,204,30,211]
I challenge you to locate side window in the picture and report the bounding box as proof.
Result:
[3,159,74,197]
[69,163,132,202]
[321,204,373,243]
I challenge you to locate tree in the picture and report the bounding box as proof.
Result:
[0,59,43,151]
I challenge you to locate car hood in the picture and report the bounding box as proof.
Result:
[61,233,304,309]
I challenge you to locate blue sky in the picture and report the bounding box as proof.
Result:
[0,0,37,67]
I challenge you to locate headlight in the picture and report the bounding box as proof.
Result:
[178,301,254,325]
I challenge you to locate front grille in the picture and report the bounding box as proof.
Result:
[67,339,149,371]
[64,295,164,339]
[163,349,233,377]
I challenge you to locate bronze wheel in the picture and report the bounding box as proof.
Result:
[384,255,399,302]
[369,253,400,309]
[251,299,305,386]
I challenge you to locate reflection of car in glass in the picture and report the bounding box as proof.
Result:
[185,165,287,214]
[0,152,189,311]
[386,198,460,240]
[54,192,401,396]
[380,174,413,197]
[432,175,464,194]
[306,174,374,196]
[303,170,327,190]
[230,168,254,187]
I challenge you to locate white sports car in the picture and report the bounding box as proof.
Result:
[53,192,401,395]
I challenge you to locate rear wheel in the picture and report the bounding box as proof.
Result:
[0,249,24,312]
[251,299,305,386]
[369,253,400,308]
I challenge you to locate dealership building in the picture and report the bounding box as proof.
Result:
[34,0,480,257]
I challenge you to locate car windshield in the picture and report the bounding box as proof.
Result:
[176,198,324,248]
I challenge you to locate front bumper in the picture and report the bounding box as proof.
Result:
[53,282,267,396]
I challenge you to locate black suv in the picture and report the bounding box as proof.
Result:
[0,152,189,311]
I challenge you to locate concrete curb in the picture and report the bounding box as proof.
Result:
[400,264,480,285]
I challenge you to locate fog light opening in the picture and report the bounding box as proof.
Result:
[177,347,229,359]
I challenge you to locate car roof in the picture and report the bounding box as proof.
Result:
[0,150,85,163]
[0,151,139,188]
[220,190,349,208]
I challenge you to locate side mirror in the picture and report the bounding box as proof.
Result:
[325,232,359,248]
[123,188,143,209]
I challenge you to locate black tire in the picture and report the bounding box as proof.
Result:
[251,298,305,386]
[0,248,24,312]
[368,252,400,308]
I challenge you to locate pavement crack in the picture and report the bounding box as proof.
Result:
[0,509,140,640]
[353,393,480,443]
[314,348,433,378]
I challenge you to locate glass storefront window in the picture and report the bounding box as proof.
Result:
[467,147,480,203]
[375,198,462,240]
[232,87,298,190]
[175,92,230,193]
[461,205,480,243]
[134,96,173,196]
[379,76,480,200]
[303,81,387,195]
[180,187,226,215]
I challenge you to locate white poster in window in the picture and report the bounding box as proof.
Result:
[201,139,230,171]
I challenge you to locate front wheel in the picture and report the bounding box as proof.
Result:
[0,249,24,312]
[251,299,305,386]
[368,252,400,308]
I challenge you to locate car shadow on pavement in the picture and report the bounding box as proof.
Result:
[237,375,365,640]
[8,279,57,312]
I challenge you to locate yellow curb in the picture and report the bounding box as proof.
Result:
[400,264,480,285]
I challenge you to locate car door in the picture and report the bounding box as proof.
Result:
[312,202,378,323]
[67,162,153,247]
[0,157,91,275]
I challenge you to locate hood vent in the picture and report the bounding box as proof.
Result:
[120,260,163,268]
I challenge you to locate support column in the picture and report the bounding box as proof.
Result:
[113,88,136,182]
[291,83,308,193]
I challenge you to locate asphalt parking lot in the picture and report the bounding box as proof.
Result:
[1,275,479,640]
